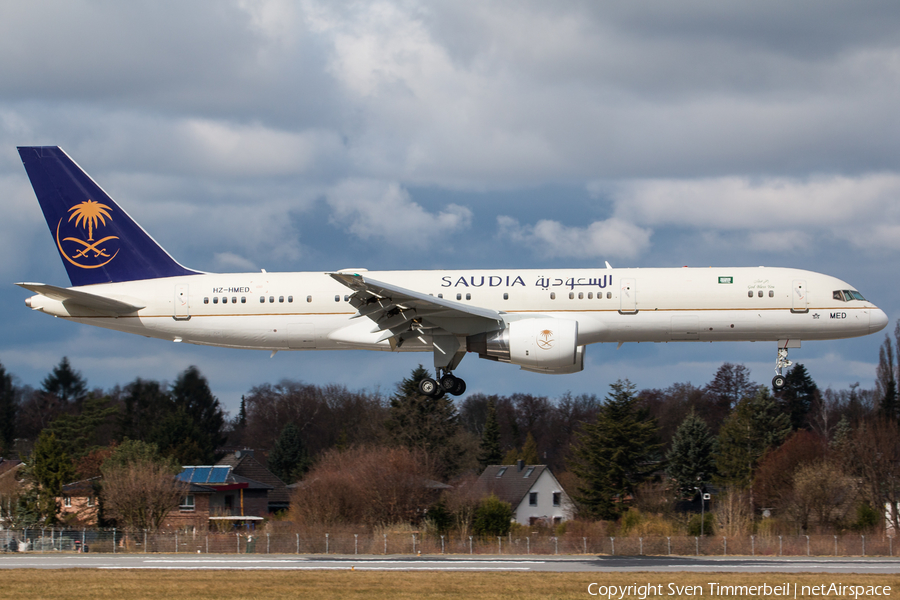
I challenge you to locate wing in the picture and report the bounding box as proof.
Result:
[16,282,144,315]
[329,272,504,346]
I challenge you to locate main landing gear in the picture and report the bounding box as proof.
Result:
[418,368,467,398]
[772,347,792,391]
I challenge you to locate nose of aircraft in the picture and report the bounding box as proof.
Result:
[870,308,889,334]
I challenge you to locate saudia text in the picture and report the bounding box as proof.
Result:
[441,274,612,290]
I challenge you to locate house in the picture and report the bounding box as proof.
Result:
[0,459,24,527]
[475,461,574,525]
[58,477,101,526]
[170,464,273,531]
[215,450,291,514]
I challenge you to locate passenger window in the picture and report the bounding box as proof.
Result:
[222,297,227,304]
[334,295,340,302]
[241,297,246,303]
[344,295,350,302]
[232,297,237,304]
[588,292,593,299]
[466,293,471,300]
[203,297,209,304]
[456,293,462,300]
[758,290,763,298]
[279,296,284,303]
[269,296,275,303]
[503,293,509,300]
[307,295,312,303]
[607,292,612,299]
[568,292,574,300]
[550,292,556,300]
[213,297,219,304]
[578,292,584,300]
[748,291,753,298]
[768,290,773,298]
[437,293,443,299]
[259,296,265,303]
[288,296,293,303]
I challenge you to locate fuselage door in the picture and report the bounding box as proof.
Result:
[791,279,808,313]
[619,278,637,314]
[174,284,190,320]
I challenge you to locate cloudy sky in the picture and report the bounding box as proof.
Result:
[1,1,898,414]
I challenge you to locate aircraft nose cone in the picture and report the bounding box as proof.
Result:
[870,308,889,334]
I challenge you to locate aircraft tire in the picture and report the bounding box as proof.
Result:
[419,378,439,396]
[772,375,786,391]
[451,378,467,396]
[440,374,459,392]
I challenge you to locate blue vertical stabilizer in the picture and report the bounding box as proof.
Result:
[18,146,201,286]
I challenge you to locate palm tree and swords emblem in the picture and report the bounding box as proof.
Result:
[536,328,554,349]
[55,200,120,269]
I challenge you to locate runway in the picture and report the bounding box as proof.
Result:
[2,554,899,573]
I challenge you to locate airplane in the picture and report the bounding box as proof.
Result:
[15,146,890,396]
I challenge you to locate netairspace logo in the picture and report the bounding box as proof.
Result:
[586,582,892,599]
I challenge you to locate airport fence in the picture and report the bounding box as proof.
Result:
[0,528,896,557]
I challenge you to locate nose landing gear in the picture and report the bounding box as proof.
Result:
[772,347,792,391]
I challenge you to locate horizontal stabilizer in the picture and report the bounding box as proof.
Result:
[16,282,144,315]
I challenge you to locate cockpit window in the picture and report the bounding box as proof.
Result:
[833,290,866,302]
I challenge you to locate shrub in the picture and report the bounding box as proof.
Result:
[687,512,716,536]
[473,494,513,537]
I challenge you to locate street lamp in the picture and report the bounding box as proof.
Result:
[695,474,708,537]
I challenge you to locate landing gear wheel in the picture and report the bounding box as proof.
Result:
[440,374,459,392]
[419,378,439,396]
[772,375,786,391]
[451,378,467,396]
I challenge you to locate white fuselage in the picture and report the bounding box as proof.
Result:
[25,266,886,354]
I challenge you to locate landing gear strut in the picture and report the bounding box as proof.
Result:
[772,347,792,391]
[419,368,467,397]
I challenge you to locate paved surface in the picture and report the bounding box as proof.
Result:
[2,554,900,573]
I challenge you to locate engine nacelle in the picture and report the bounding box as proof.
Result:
[468,318,578,369]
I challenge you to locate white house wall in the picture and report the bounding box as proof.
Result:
[513,470,574,524]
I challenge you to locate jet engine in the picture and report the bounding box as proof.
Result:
[468,318,579,371]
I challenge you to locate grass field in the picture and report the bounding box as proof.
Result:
[1,571,898,600]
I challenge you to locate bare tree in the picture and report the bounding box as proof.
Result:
[714,487,753,536]
[791,460,857,532]
[100,461,185,531]
[289,446,439,528]
[843,418,900,532]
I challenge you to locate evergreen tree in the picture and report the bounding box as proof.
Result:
[48,395,118,459]
[268,423,310,483]
[41,357,87,406]
[168,366,226,463]
[0,362,16,456]
[385,365,464,478]
[119,378,171,442]
[777,363,819,430]
[520,432,540,464]
[21,431,75,524]
[665,410,718,497]
[877,331,899,421]
[715,386,791,489]
[477,397,502,471]
[569,380,661,520]
[502,447,519,465]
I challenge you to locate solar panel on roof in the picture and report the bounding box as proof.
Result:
[208,466,230,483]
[193,467,212,483]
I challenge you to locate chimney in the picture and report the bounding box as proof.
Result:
[517,459,524,472]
